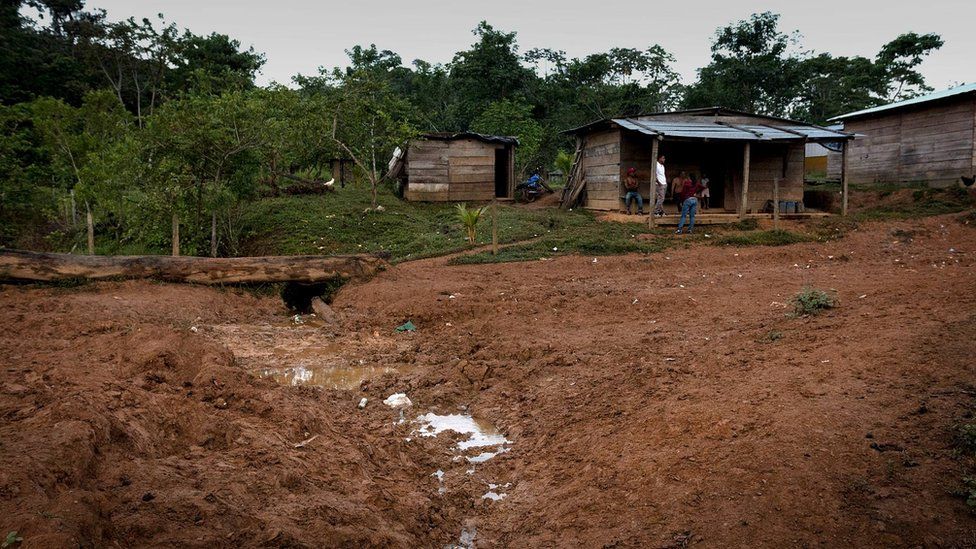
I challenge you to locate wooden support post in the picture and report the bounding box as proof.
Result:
[171,212,180,257]
[648,137,659,227]
[739,142,751,219]
[491,201,498,255]
[841,142,849,216]
[773,176,780,230]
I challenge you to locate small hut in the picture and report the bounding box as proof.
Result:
[829,83,976,187]
[562,108,854,215]
[395,132,517,202]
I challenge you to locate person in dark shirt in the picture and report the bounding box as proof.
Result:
[676,174,705,234]
[623,167,643,215]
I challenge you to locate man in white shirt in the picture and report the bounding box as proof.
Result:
[654,155,667,216]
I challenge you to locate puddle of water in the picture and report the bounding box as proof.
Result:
[467,447,510,463]
[258,364,396,390]
[481,491,506,501]
[415,413,511,451]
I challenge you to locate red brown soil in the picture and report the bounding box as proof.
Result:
[2,214,975,547]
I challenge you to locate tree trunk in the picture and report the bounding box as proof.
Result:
[85,202,94,255]
[210,211,218,258]
[172,212,180,257]
[70,189,77,228]
[0,250,389,285]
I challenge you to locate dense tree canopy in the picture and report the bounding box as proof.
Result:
[0,1,946,253]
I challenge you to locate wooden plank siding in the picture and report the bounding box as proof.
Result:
[405,138,506,202]
[845,96,976,187]
[581,129,621,210]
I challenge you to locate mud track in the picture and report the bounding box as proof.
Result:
[2,214,975,547]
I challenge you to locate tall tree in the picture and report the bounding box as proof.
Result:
[683,12,801,116]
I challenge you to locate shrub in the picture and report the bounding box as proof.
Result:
[957,422,976,454]
[455,203,487,244]
[790,286,836,316]
[715,230,811,247]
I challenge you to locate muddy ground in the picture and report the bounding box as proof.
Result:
[2,213,975,547]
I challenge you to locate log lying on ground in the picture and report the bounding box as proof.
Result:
[0,249,389,284]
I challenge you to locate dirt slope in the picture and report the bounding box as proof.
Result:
[2,214,975,547]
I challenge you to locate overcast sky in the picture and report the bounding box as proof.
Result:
[87,0,974,90]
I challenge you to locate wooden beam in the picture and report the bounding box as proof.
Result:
[841,141,849,216]
[648,137,659,227]
[739,142,751,219]
[0,250,389,285]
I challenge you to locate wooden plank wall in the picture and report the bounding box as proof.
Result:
[846,96,976,186]
[581,129,621,211]
[405,138,498,201]
[619,133,655,207]
[741,143,804,212]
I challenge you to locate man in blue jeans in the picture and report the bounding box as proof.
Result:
[676,174,704,234]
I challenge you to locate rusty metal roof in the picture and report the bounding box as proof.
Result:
[420,132,518,145]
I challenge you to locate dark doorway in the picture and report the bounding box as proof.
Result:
[494,148,510,198]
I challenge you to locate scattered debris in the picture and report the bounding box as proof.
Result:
[293,434,319,448]
[310,297,340,325]
[394,321,416,332]
[358,397,367,409]
[384,393,412,408]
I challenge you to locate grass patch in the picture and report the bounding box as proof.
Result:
[957,210,976,227]
[450,215,674,265]
[714,229,812,247]
[732,218,759,231]
[239,182,586,263]
[757,330,784,343]
[856,186,974,221]
[957,422,976,455]
[789,286,837,316]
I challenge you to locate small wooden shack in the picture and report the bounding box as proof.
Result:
[396,132,517,202]
[830,83,976,187]
[563,108,854,214]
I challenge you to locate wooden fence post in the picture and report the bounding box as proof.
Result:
[841,142,849,216]
[739,142,751,220]
[491,201,498,255]
[773,176,780,230]
[172,212,180,257]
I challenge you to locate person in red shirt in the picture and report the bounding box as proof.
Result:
[676,174,705,234]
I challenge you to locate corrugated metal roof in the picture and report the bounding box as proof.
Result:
[829,83,976,121]
[611,118,851,142]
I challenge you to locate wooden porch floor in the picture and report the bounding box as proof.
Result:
[601,207,831,225]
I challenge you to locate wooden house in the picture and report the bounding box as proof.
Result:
[563,108,854,215]
[395,133,517,202]
[829,83,976,187]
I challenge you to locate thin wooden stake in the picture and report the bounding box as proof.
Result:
[210,211,218,257]
[773,176,780,230]
[85,202,94,255]
[491,201,498,255]
[172,212,180,257]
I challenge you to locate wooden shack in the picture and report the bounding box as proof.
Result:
[563,108,854,214]
[397,133,517,202]
[830,83,976,187]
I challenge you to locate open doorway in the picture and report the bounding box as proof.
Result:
[494,148,511,198]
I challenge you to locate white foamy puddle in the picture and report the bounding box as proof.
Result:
[413,411,513,549]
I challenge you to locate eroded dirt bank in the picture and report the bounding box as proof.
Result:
[2,214,975,547]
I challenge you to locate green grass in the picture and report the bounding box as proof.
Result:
[714,229,812,247]
[450,216,675,265]
[238,182,585,263]
[854,187,974,221]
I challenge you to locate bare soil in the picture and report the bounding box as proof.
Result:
[2,213,975,547]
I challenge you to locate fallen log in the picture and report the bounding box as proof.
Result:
[0,249,388,285]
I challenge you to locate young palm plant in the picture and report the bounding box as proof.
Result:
[455,203,487,245]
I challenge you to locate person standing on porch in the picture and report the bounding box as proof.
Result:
[676,175,705,234]
[700,174,710,210]
[623,167,643,215]
[654,155,667,216]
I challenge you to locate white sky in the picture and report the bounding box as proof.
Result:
[87,0,974,90]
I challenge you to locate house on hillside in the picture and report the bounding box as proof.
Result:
[391,133,517,202]
[562,108,854,215]
[829,83,976,187]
